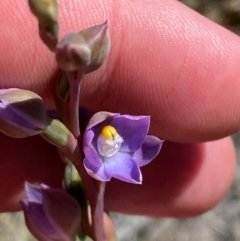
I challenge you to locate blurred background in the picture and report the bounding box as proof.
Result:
[1,0,240,240]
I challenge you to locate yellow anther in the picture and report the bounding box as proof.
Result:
[101,125,117,139]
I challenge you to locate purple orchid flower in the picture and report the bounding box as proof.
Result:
[83,112,163,184]
[21,182,81,241]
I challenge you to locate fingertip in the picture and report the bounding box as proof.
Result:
[106,137,236,217]
[171,137,236,217]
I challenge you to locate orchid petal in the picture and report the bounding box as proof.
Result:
[85,111,119,130]
[104,152,142,184]
[133,136,164,167]
[25,182,42,203]
[84,158,111,181]
[83,129,102,167]
[111,115,150,152]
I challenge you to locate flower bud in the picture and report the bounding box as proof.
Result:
[79,21,110,73]
[64,163,88,208]
[28,0,58,50]
[55,33,91,71]
[0,88,48,138]
[41,118,70,148]
[21,182,81,241]
[28,0,58,24]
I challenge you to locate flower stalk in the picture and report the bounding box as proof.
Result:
[54,68,108,240]
[59,128,106,241]
[56,23,112,240]
[92,181,106,241]
[66,70,83,138]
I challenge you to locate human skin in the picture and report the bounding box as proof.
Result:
[0,0,239,217]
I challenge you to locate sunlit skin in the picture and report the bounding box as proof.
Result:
[0,0,238,217]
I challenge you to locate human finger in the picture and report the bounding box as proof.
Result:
[1,0,240,142]
[0,133,235,217]
[106,137,236,217]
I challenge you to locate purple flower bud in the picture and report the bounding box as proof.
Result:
[83,112,164,184]
[78,21,110,73]
[0,88,49,138]
[21,182,81,241]
[55,33,91,71]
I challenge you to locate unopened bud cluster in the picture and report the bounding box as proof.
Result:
[28,0,110,71]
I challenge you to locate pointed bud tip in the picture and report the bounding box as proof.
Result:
[100,20,108,29]
[78,21,111,73]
